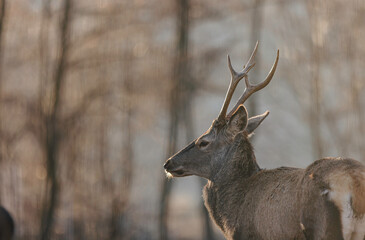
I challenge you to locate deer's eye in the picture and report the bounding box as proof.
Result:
[199,141,210,148]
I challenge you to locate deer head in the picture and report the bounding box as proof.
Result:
[164,42,279,180]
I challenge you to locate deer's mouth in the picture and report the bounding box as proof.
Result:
[165,168,191,178]
[164,159,193,177]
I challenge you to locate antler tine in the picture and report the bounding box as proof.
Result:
[244,41,259,70]
[227,49,280,118]
[217,43,259,122]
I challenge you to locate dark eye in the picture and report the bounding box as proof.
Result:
[199,141,210,148]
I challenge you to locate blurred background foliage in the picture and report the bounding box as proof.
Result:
[0,0,364,239]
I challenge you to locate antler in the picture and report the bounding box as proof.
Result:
[227,49,279,118]
[217,42,259,122]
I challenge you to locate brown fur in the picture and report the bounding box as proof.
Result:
[165,127,365,240]
[350,171,365,217]
[163,48,365,239]
[304,158,365,217]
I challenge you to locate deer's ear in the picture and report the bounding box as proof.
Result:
[228,105,248,133]
[246,111,269,134]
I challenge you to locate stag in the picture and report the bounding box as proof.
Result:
[0,206,14,240]
[163,42,365,240]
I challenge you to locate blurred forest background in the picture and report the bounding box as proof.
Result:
[0,0,364,239]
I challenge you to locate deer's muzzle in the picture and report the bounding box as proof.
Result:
[164,159,189,177]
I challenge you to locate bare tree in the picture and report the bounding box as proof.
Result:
[0,0,5,79]
[38,0,51,108]
[0,0,6,202]
[108,49,135,240]
[40,0,72,239]
[160,0,190,239]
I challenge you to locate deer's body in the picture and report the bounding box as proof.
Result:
[163,43,365,240]
[202,133,365,240]
[204,167,304,240]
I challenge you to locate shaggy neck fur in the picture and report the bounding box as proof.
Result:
[204,132,261,238]
[212,132,260,184]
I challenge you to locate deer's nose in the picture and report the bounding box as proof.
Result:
[164,160,171,169]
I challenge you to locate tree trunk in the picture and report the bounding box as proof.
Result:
[0,0,6,202]
[38,0,51,108]
[40,1,72,239]
[110,50,134,240]
[159,0,189,239]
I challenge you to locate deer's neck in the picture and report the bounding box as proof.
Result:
[213,132,260,184]
[204,133,260,237]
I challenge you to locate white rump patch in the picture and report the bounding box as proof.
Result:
[341,194,355,240]
[328,176,365,240]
